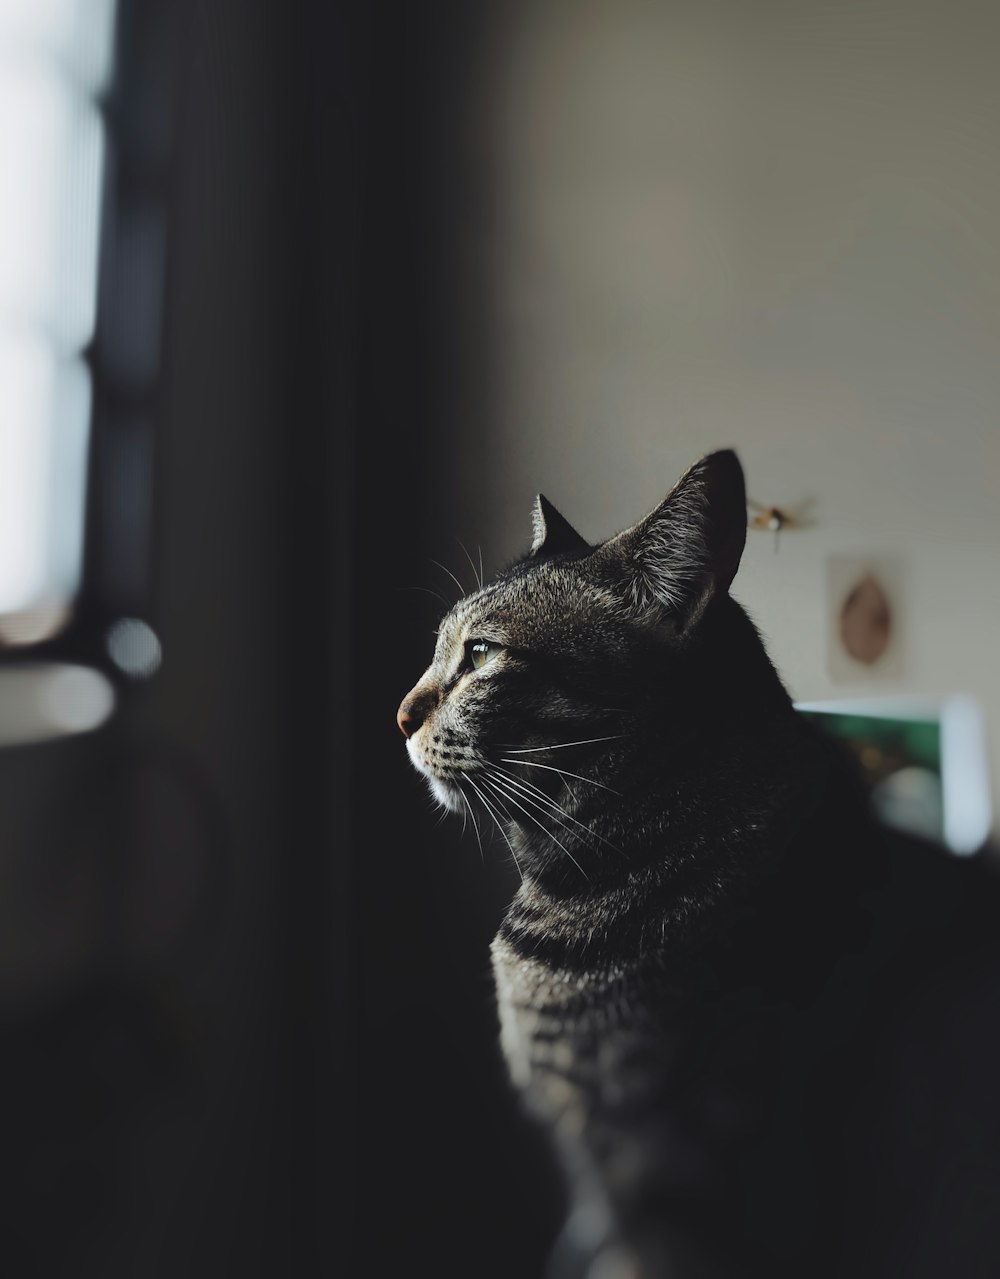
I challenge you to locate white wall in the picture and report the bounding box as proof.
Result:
[438,0,1000,834]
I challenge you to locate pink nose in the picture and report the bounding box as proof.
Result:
[397,685,439,738]
[397,700,421,738]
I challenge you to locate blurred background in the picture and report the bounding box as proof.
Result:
[0,0,996,1275]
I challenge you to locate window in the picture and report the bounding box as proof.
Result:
[0,0,116,645]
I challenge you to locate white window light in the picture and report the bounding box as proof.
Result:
[0,67,104,349]
[0,0,116,637]
[0,0,118,95]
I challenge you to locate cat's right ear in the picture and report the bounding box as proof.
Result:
[597,449,747,630]
[530,494,589,557]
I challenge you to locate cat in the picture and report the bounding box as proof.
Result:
[397,450,1000,1278]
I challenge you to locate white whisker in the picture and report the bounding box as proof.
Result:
[503,735,626,755]
[458,783,485,862]
[456,537,484,591]
[398,584,451,609]
[491,767,578,824]
[491,766,625,857]
[487,770,601,869]
[466,775,524,882]
[483,776,589,882]
[500,757,622,796]
[430,557,468,601]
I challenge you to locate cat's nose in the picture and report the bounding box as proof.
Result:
[397,699,422,738]
[397,685,440,737]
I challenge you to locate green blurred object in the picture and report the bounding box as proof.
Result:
[798,696,992,855]
[799,707,945,845]
[799,711,941,779]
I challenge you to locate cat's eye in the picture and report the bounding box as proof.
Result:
[469,640,503,670]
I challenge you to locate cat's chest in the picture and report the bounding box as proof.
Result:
[490,932,646,1112]
[491,934,565,1091]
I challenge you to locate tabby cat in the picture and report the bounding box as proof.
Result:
[397,450,1000,1278]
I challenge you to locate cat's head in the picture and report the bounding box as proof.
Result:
[397,450,748,816]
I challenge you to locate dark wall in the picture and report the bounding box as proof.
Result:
[0,2,559,1276]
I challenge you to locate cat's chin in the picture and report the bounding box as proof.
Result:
[427,775,465,814]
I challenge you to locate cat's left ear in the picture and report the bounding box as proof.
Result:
[530,494,589,557]
[600,449,747,628]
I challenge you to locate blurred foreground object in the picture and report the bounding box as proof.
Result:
[0,662,115,745]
